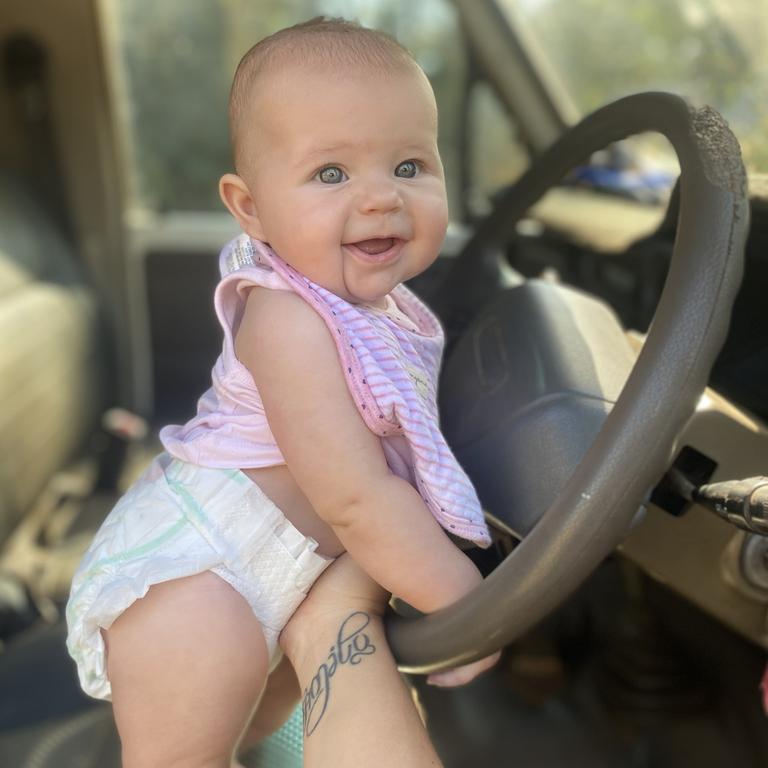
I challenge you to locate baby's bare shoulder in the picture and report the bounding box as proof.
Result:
[240,285,324,330]
[236,287,332,366]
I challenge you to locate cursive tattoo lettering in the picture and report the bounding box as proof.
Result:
[302,611,376,736]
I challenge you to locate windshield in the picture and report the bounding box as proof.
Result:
[506,0,768,174]
[108,0,767,217]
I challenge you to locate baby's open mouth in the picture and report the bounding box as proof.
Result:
[348,237,396,255]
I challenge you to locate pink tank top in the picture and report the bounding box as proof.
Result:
[161,235,491,548]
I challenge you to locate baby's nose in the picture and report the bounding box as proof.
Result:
[357,178,403,214]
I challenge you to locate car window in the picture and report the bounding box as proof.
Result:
[508,0,768,174]
[109,0,477,217]
[468,81,530,217]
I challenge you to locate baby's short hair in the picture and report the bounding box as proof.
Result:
[228,17,421,172]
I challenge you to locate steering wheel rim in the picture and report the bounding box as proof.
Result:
[388,92,748,673]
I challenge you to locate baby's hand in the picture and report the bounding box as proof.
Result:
[426,650,501,687]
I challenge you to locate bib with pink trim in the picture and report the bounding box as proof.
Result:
[220,236,490,548]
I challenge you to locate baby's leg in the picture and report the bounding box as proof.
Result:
[238,654,301,751]
[105,571,268,768]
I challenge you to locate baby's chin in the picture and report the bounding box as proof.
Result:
[342,283,391,308]
[275,261,394,307]
[340,271,404,307]
[333,287,388,308]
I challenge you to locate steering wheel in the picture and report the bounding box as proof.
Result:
[387,92,748,673]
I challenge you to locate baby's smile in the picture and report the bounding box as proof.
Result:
[350,237,397,255]
[343,237,405,265]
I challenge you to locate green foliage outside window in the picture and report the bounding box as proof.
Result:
[514,0,768,173]
[115,0,465,213]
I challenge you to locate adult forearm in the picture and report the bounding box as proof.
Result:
[328,475,482,613]
[288,610,442,768]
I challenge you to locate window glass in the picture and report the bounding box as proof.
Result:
[509,0,768,174]
[111,0,467,213]
[468,81,529,217]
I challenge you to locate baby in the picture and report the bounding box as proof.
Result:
[67,17,496,767]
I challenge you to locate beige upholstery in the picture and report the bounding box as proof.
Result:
[0,175,102,542]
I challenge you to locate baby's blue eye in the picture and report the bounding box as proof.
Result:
[316,166,346,184]
[394,160,419,179]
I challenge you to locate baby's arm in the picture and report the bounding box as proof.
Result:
[236,287,481,613]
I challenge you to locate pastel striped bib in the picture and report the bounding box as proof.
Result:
[219,236,490,548]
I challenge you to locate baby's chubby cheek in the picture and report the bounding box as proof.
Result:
[418,188,449,236]
[423,206,450,258]
[263,216,319,266]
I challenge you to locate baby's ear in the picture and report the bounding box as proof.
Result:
[219,174,266,240]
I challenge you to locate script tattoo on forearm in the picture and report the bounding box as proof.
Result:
[302,611,377,736]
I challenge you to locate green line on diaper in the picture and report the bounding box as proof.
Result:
[167,477,211,524]
[68,517,189,608]
[224,468,250,485]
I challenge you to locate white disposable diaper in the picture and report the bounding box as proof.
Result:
[66,454,332,700]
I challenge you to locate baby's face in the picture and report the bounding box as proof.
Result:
[239,65,449,306]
